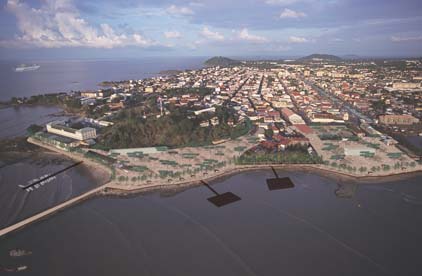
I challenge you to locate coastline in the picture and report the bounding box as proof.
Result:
[26,137,111,185]
[27,137,422,196]
[0,138,421,238]
[103,163,422,197]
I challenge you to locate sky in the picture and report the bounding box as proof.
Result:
[0,0,421,59]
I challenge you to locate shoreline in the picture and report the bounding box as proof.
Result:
[0,138,421,238]
[103,163,422,197]
[26,137,422,195]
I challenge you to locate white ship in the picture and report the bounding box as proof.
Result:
[14,64,40,72]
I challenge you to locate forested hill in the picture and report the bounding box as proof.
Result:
[204,56,242,67]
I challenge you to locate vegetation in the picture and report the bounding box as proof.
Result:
[297,54,342,62]
[26,124,44,135]
[204,56,242,67]
[237,144,322,164]
[10,93,82,112]
[96,105,251,149]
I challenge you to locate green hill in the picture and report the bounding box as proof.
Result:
[204,56,241,67]
[298,54,342,62]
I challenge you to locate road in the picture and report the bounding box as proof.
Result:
[304,79,374,124]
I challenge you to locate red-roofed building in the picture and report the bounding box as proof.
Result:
[294,124,313,134]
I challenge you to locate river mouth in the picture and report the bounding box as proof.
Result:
[1,170,422,276]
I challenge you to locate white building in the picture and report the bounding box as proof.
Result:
[46,122,97,141]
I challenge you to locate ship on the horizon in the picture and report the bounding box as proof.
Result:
[14,64,40,72]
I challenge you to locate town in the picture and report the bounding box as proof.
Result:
[16,55,422,190]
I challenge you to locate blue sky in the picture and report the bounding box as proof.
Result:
[0,0,421,59]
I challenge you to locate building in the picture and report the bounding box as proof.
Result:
[194,107,216,115]
[310,113,344,124]
[378,114,419,125]
[273,135,310,150]
[46,121,97,141]
[81,90,111,98]
[144,86,154,93]
[281,108,305,125]
[392,82,421,90]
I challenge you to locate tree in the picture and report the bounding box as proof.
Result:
[264,128,274,139]
[26,124,43,135]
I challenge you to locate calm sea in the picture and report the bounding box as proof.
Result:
[1,170,422,276]
[0,57,206,101]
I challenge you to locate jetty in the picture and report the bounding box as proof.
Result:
[19,161,83,191]
[0,184,108,238]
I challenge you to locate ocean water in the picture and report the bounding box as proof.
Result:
[0,57,206,101]
[0,106,68,139]
[1,170,422,276]
[0,154,102,229]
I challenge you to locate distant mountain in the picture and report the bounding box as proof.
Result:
[298,54,343,62]
[204,56,242,67]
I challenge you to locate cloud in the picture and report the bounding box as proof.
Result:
[280,8,306,19]
[288,36,308,43]
[166,5,194,16]
[238,28,268,43]
[164,31,182,39]
[391,35,422,42]
[201,26,224,41]
[1,0,156,49]
[265,0,301,5]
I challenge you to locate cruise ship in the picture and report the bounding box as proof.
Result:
[14,64,40,72]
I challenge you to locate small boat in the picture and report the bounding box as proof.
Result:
[9,249,32,257]
[17,266,28,272]
[1,265,28,272]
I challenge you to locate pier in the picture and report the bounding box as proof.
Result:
[0,184,108,238]
[19,161,83,191]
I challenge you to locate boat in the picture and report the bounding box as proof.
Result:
[14,64,40,72]
[1,265,28,272]
[10,249,32,257]
[17,266,28,272]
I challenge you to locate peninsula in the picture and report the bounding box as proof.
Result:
[1,55,422,237]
